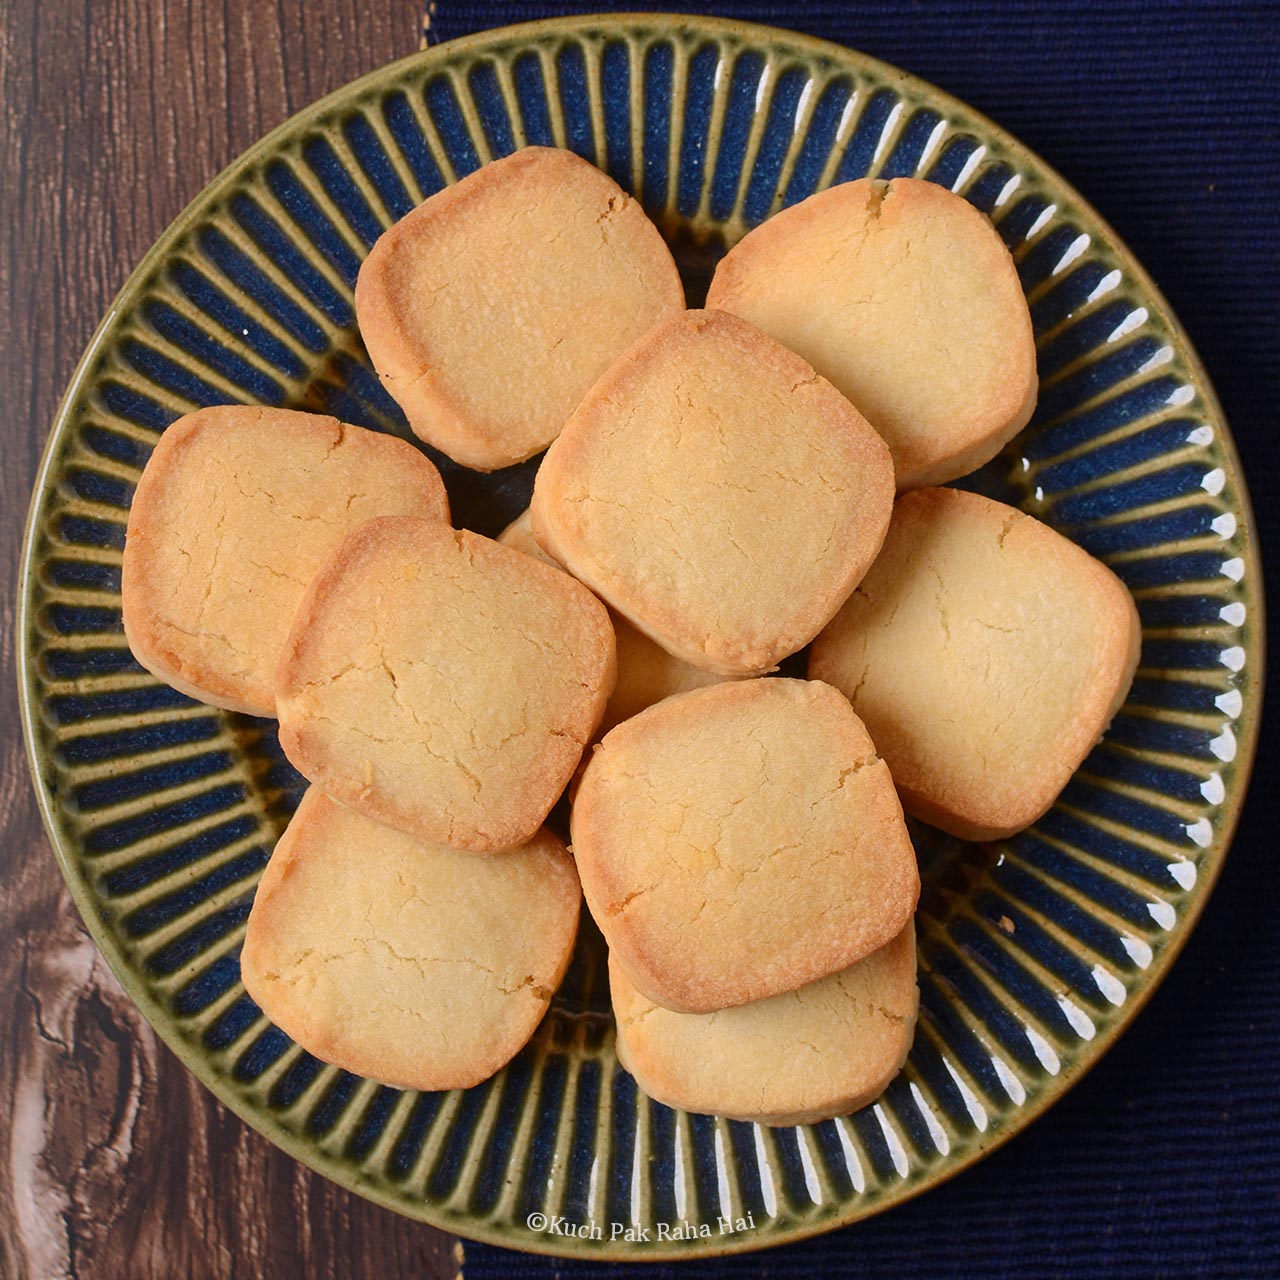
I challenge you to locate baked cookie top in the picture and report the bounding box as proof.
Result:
[497,506,560,567]
[355,146,684,472]
[240,788,580,1092]
[531,309,895,675]
[809,487,1141,840]
[600,612,731,735]
[121,405,448,717]
[706,177,1038,490]
[571,678,919,1013]
[611,923,917,1125]
[275,516,615,852]
[498,508,727,733]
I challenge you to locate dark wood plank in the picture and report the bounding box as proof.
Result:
[0,3,461,1276]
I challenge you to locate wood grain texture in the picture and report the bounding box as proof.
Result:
[0,3,462,1276]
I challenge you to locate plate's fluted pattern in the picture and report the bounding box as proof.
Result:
[19,16,1260,1259]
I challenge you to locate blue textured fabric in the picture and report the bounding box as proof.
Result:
[424,3,1280,1276]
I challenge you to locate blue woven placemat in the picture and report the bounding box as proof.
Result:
[421,4,1280,1275]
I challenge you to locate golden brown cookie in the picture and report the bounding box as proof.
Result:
[611,922,917,1124]
[498,508,727,733]
[121,405,448,716]
[355,146,684,472]
[531,309,895,676]
[809,487,1141,840]
[275,516,615,852]
[241,788,580,1092]
[571,678,919,1013]
[496,507,561,567]
[706,178,1038,490]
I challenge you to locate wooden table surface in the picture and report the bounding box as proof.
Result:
[0,3,462,1275]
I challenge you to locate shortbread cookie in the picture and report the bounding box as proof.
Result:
[496,507,560,568]
[572,678,919,1013]
[531,310,895,676]
[499,509,725,732]
[122,406,448,716]
[601,617,732,734]
[810,487,1140,840]
[611,922,917,1124]
[355,147,684,472]
[241,788,580,1092]
[276,517,615,852]
[706,178,1038,490]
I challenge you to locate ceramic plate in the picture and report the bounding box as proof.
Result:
[18,13,1262,1260]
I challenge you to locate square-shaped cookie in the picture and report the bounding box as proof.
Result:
[122,406,448,716]
[531,309,895,676]
[571,678,919,1013]
[707,177,1037,490]
[241,788,580,1092]
[809,487,1141,840]
[355,146,684,471]
[275,516,615,852]
[611,922,917,1125]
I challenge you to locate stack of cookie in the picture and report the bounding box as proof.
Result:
[121,147,1139,1123]
[122,406,606,1091]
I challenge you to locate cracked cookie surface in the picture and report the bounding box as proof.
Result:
[121,405,449,716]
[275,516,615,852]
[809,487,1141,840]
[240,788,580,1091]
[531,309,895,675]
[611,922,917,1124]
[706,177,1038,490]
[355,146,684,472]
[571,678,919,1013]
